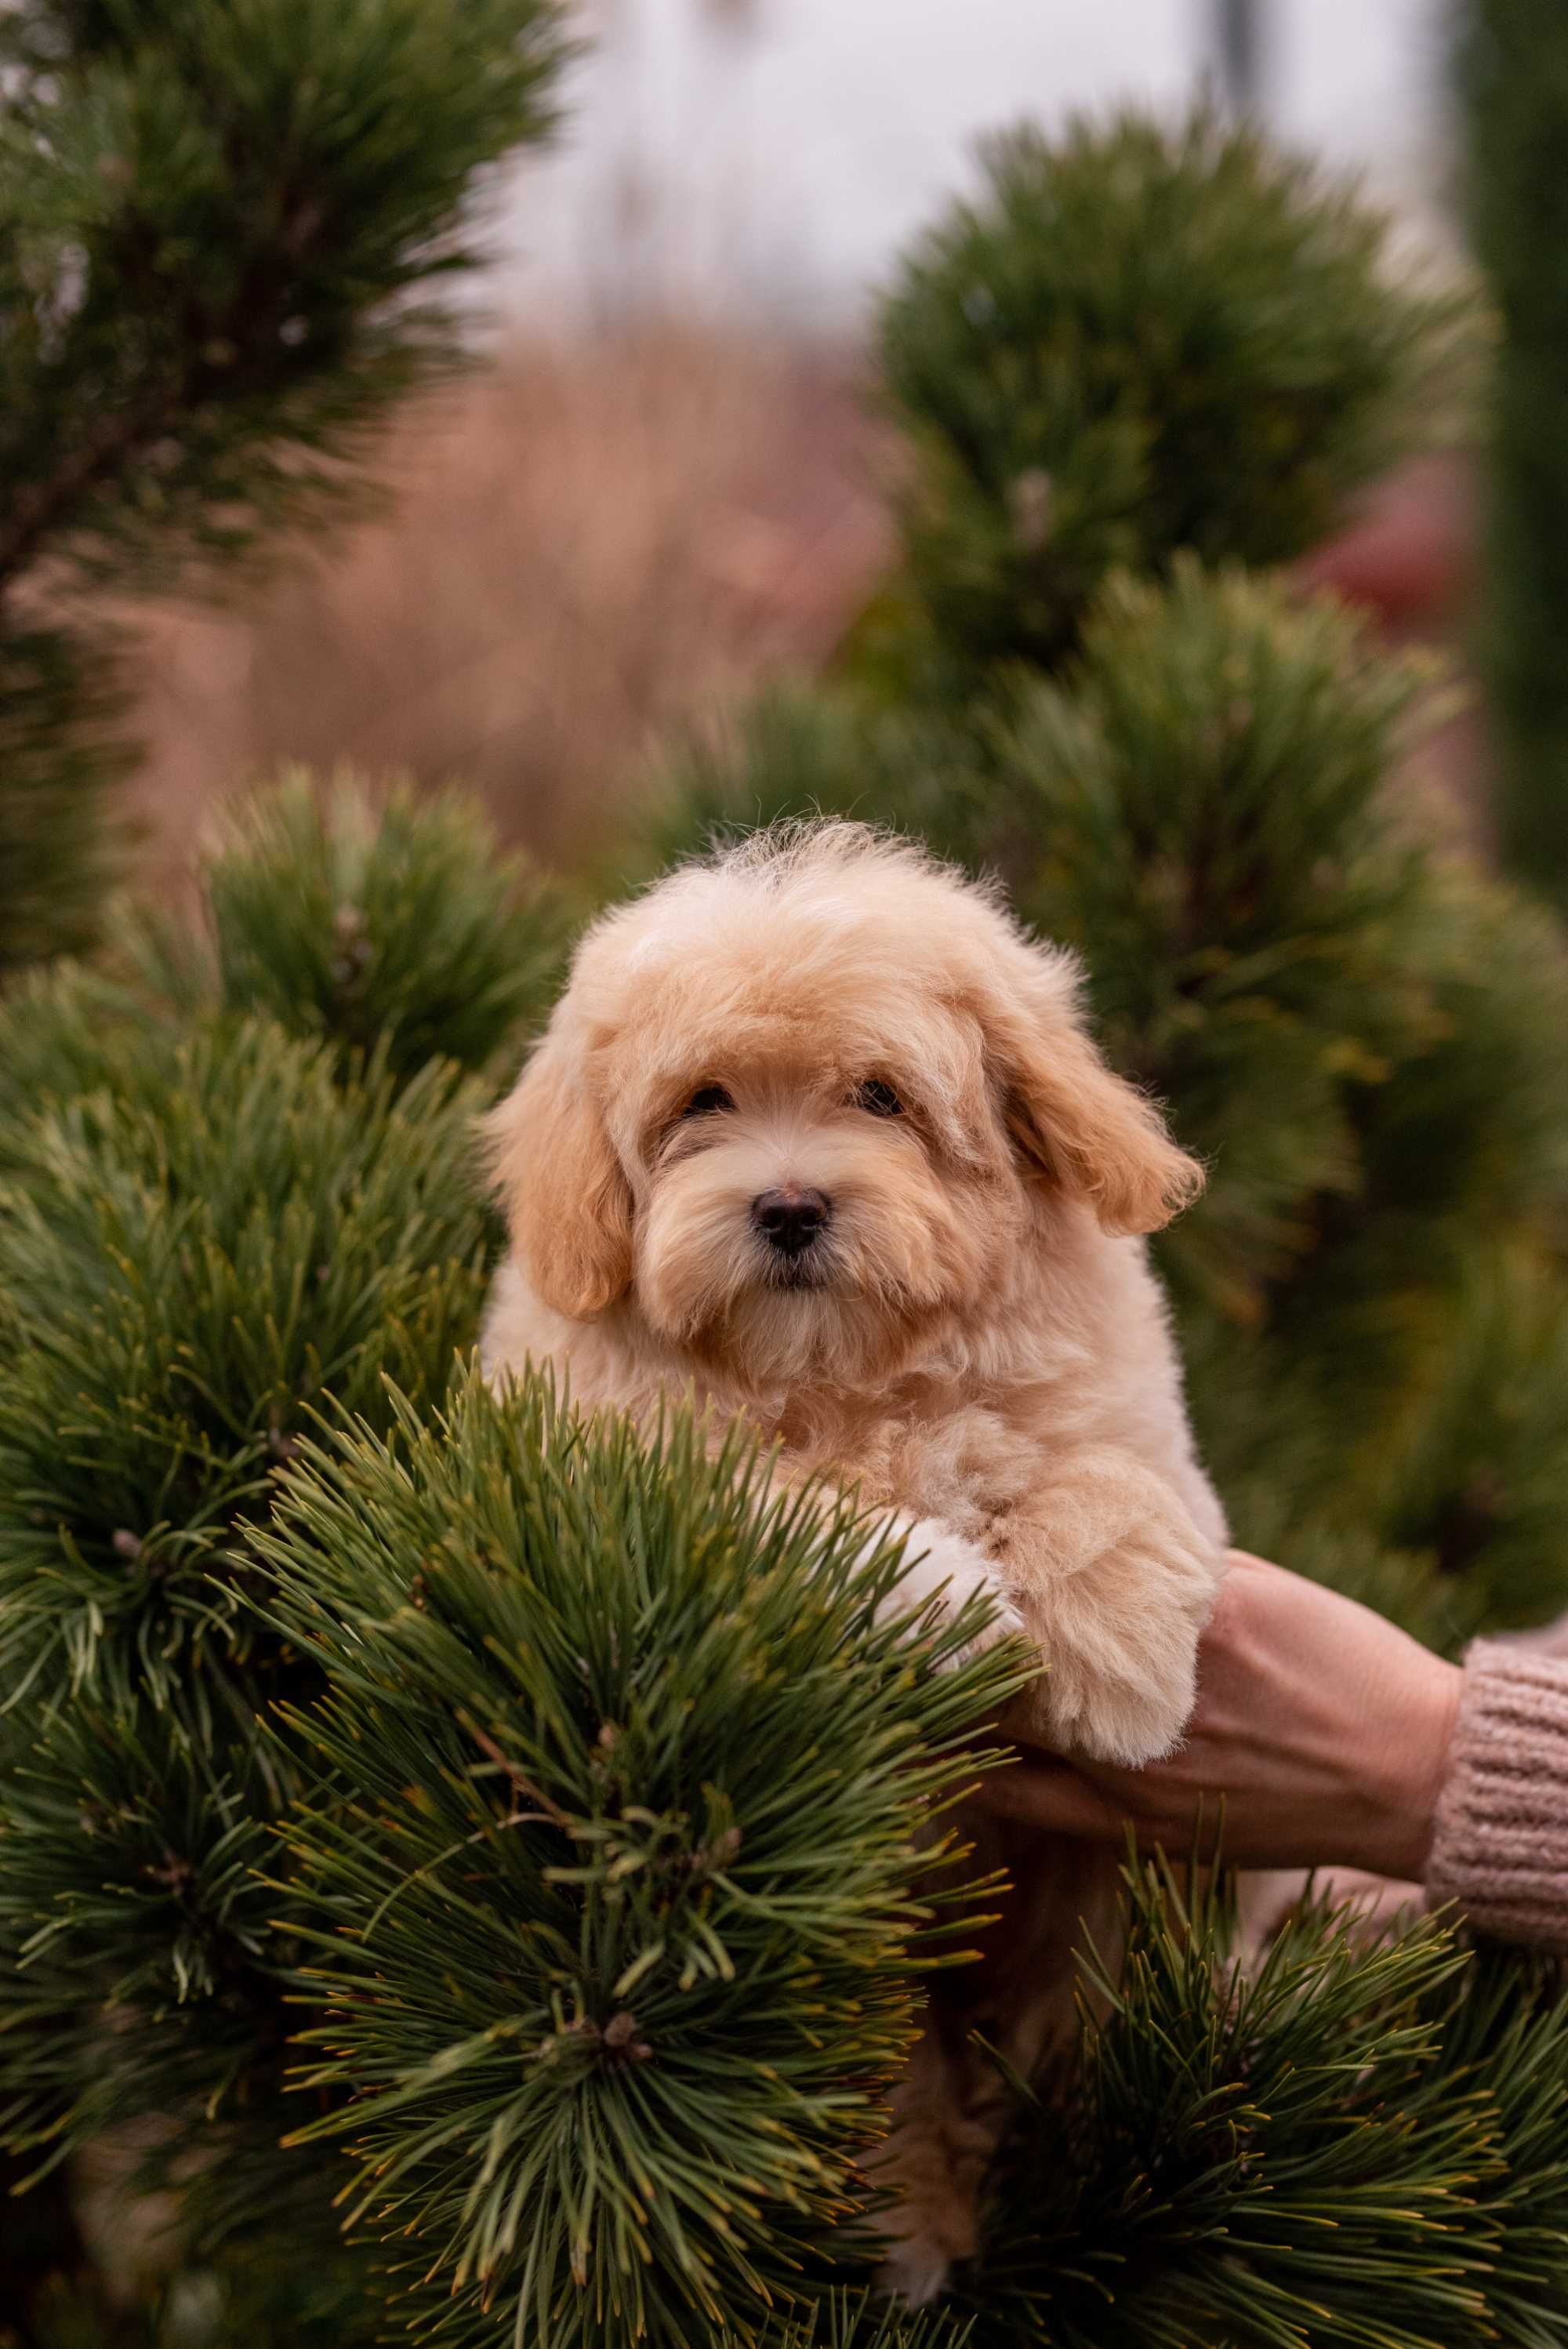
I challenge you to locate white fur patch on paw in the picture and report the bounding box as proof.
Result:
[877,1516,1025,1664]
[1067,1674,1195,1767]
[877,2235,953,2307]
[1026,1518,1215,1766]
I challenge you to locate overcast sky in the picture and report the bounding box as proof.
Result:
[497,0,1454,322]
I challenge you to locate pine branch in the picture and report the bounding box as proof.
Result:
[127,772,574,1080]
[0,623,131,980]
[262,1371,1033,2347]
[0,0,572,593]
[0,390,183,586]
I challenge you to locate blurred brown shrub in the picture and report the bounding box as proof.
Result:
[125,326,893,893]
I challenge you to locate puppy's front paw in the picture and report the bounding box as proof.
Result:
[877,2232,953,2308]
[1061,1639,1199,1766]
[1005,1482,1221,1765]
[878,1516,1025,1666]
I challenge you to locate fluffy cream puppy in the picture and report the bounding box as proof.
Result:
[481,822,1227,2301]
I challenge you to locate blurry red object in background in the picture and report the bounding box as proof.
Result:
[1298,454,1473,630]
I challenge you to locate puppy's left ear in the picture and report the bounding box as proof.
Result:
[483,1029,634,1318]
[989,959,1203,1236]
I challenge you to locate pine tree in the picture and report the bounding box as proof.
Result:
[0,0,567,982]
[0,2,568,2323]
[851,107,1463,699]
[8,98,1568,2349]
[267,1378,1027,2349]
[0,784,572,2341]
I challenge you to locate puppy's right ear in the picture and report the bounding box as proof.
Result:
[483,1033,633,1320]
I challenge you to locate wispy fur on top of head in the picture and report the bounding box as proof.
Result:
[563,819,1083,1040]
[685,816,1000,900]
[628,815,1020,935]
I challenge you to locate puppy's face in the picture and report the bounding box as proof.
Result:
[488,830,1200,1389]
[615,989,1013,1383]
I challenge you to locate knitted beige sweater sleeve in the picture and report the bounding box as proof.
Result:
[1427,1636,1568,1952]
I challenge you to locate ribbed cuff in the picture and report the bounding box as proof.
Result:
[1427,1638,1568,1952]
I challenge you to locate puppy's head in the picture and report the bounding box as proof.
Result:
[486,825,1200,1385]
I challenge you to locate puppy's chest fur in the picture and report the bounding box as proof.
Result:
[771,1391,1041,1547]
[481,1243,1225,1556]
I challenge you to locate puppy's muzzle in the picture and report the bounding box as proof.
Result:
[751,1185,830,1258]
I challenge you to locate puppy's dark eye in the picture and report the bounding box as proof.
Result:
[682,1084,734,1118]
[855,1078,903,1118]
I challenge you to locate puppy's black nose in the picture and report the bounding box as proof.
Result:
[751,1185,830,1256]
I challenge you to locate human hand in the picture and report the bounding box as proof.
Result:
[979,1551,1463,1880]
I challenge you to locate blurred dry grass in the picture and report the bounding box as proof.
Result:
[121,329,1487,901]
[125,326,894,893]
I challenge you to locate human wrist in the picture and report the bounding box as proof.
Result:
[1358,1648,1462,1882]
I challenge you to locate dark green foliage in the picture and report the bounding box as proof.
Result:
[987,567,1568,1446]
[755,2304,971,2349]
[984,562,1437,1318]
[874,107,1458,682]
[267,1373,1030,2347]
[0,0,568,588]
[0,0,568,975]
[0,783,557,2264]
[1352,1248,1568,1636]
[0,1018,492,1708]
[1196,859,1568,1639]
[0,958,159,1158]
[135,773,572,1079]
[5,2217,389,2349]
[0,627,129,984]
[0,1694,290,2166]
[967,1862,1568,2349]
[0,1009,495,2236]
[29,2279,958,2349]
[1460,0,1568,909]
